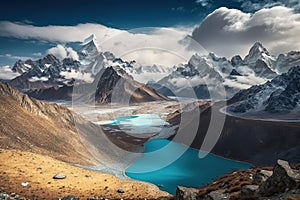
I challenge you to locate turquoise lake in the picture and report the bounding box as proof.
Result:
[98,114,252,194]
[125,139,252,194]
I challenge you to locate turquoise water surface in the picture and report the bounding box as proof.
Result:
[97,114,173,135]
[126,139,252,194]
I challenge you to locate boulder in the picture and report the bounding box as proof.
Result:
[117,188,125,193]
[53,173,66,179]
[241,185,259,197]
[0,192,9,199]
[206,190,229,200]
[259,160,297,196]
[175,186,199,200]
[252,170,272,185]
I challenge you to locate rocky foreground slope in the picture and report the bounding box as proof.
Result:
[176,160,300,200]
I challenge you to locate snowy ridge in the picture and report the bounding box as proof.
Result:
[228,66,300,115]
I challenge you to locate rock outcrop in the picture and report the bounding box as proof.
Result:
[175,160,300,199]
[93,66,170,104]
[258,160,299,196]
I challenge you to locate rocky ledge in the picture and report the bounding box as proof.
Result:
[176,160,300,200]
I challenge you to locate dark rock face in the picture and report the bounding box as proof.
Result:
[27,85,73,101]
[231,55,243,67]
[259,160,298,196]
[253,59,277,78]
[94,66,169,104]
[229,69,242,76]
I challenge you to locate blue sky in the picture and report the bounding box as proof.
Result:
[0,0,242,29]
[0,0,300,66]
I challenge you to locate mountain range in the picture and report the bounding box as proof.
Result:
[150,42,297,99]
[2,34,300,106]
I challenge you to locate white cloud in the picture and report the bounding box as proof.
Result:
[191,6,300,58]
[0,54,32,60]
[60,70,93,83]
[99,27,204,66]
[28,76,49,82]
[46,45,79,61]
[0,21,123,43]
[32,52,42,57]
[0,21,201,66]
[0,65,20,80]
[66,47,79,60]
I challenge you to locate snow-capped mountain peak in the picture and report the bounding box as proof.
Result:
[242,42,277,78]
[244,42,273,63]
[81,34,98,48]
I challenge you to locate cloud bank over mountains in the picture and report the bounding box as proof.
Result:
[191,6,300,58]
[46,44,79,61]
[0,5,299,66]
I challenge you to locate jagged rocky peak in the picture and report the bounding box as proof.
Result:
[242,42,277,78]
[11,60,31,74]
[11,54,61,76]
[9,53,84,90]
[62,57,81,70]
[42,54,61,64]
[245,42,270,62]
[231,55,243,67]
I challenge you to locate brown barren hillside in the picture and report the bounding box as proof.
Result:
[0,82,95,165]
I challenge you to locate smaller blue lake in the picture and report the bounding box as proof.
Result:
[97,114,173,136]
[126,139,252,194]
